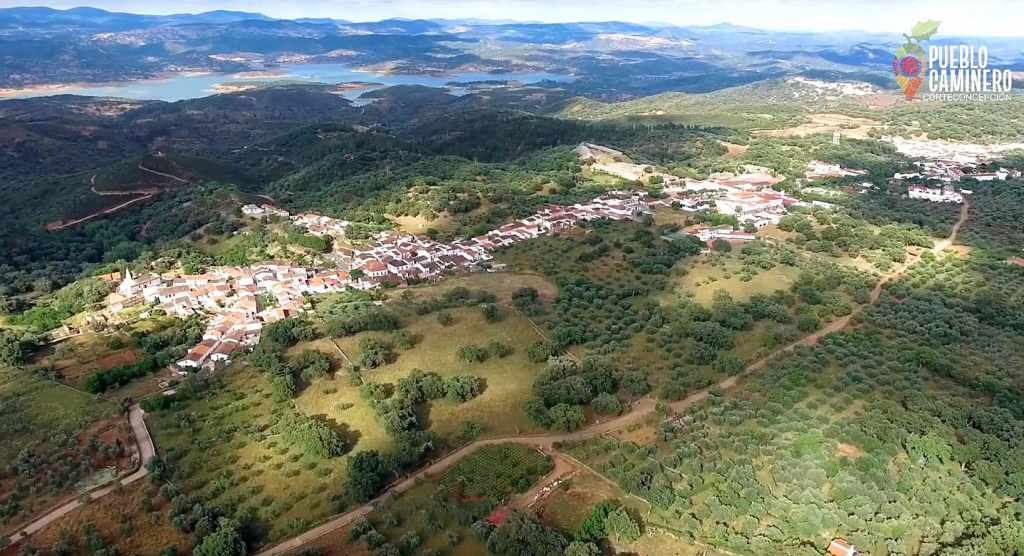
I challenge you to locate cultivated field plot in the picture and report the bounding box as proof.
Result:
[0,371,114,468]
[339,444,552,556]
[40,333,142,389]
[566,295,1024,556]
[148,368,350,544]
[16,481,192,556]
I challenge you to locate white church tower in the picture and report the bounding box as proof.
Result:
[118,268,135,296]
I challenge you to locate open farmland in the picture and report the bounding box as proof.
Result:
[296,306,548,443]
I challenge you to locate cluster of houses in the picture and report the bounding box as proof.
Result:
[805,160,867,180]
[106,265,351,372]
[907,183,965,204]
[657,172,798,234]
[886,136,1024,166]
[242,204,352,238]
[686,225,757,243]
[798,137,1021,206]
[341,192,650,284]
[105,143,853,374]
[885,136,1022,203]
[107,191,654,373]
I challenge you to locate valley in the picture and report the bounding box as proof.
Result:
[1,7,1023,556]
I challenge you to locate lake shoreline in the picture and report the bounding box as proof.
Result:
[0,64,574,102]
[0,70,222,99]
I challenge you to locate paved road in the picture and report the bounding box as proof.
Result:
[257,201,971,556]
[7,405,156,544]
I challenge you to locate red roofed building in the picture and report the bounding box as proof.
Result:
[827,538,857,556]
[360,259,389,277]
[486,506,511,527]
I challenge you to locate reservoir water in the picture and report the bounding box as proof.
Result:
[2,63,573,102]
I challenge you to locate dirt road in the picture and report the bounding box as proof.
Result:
[257,201,970,556]
[136,163,190,184]
[8,405,156,544]
[45,194,156,231]
[509,452,579,510]
[45,163,198,231]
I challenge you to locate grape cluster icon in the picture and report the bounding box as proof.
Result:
[893,20,940,100]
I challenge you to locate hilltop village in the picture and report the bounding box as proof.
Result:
[102,190,655,373]
[97,148,824,376]
[93,136,1021,383]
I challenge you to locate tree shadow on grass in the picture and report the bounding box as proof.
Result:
[312,413,361,456]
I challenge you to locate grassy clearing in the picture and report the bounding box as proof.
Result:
[614,531,733,556]
[581,167,631,188]
[291,338,394,457]
[755,224,797,242]
[536,468,721,555]
[536,468,644,532]
[387,213,452,234]
[666,256,800,306]
[296,307,548,443]
[147,307,547,543]
[652,206,697,228]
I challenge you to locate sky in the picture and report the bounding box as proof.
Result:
[2,0,1023,37]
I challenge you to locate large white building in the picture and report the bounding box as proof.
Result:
[908,184,963,204]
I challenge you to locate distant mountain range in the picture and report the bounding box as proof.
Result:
[2,6,1023,98]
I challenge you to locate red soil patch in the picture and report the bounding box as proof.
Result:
[58,348,141,386]
[1009,257,1024,267]
[487,506,512,526]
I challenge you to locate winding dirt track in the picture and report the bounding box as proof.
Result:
[44,166,181,231]
[8,405,156,544]
[16,200,969,553]
[258,200,970,556]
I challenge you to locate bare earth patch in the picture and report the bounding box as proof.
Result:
[718,140,748,157]
[835,442,863,460]
[754,113,882,139]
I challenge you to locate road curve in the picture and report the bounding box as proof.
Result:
[7,405,156,544]
[257,201,970,556]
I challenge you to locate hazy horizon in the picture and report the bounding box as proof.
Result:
[3,0,1024,37]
